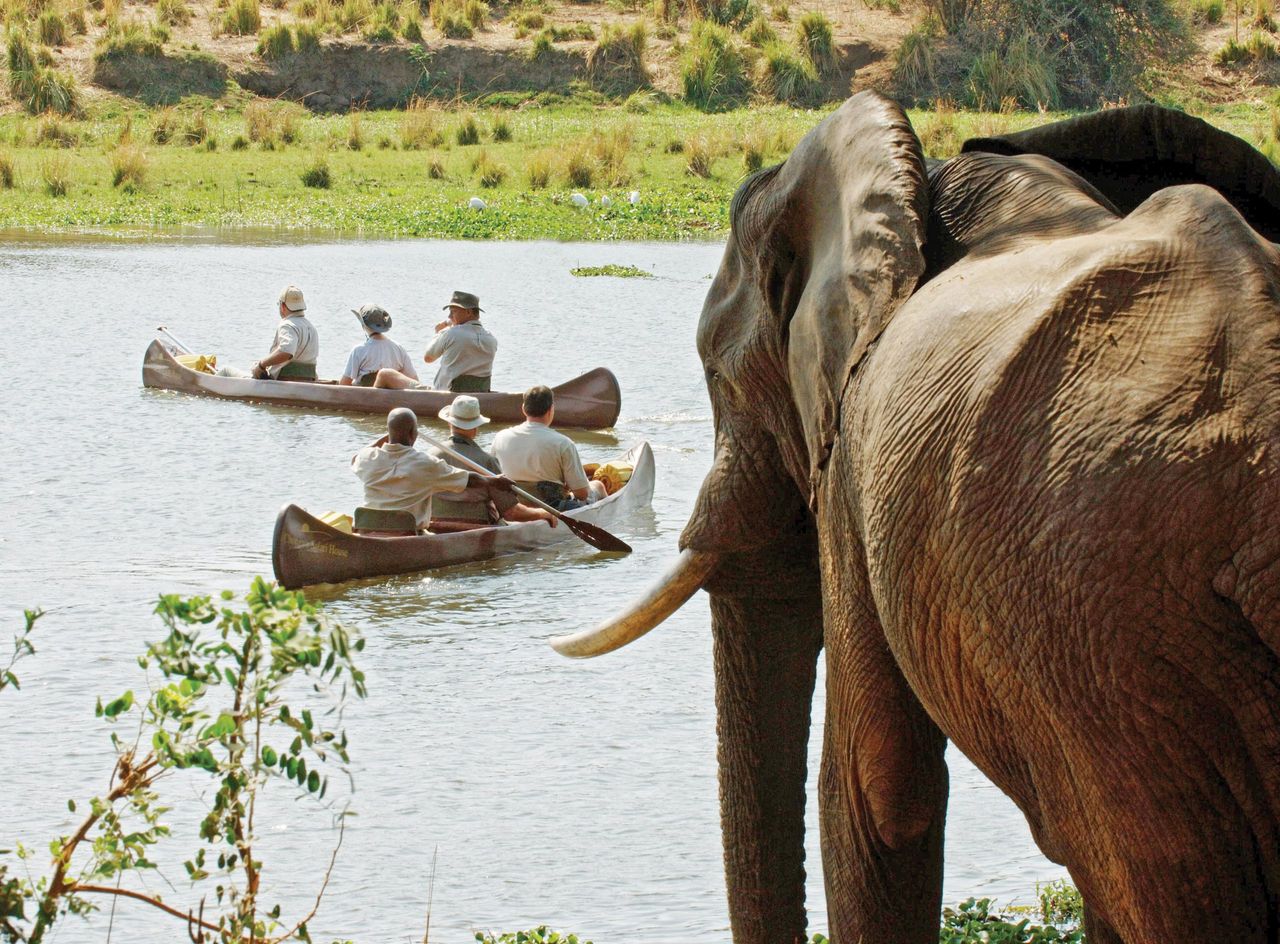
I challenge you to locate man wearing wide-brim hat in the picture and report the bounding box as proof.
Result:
[428,395,557,529]
[372,290,498,393]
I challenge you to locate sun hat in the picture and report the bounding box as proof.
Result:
[438,395,490,430]
[353,304,392,334]
[279,285,306,312]
[442,290,483,312]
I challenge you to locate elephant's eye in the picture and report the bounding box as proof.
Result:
[705,367,721,384]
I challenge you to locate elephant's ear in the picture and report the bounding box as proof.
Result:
[776,91,928,499]
[963,104,1280,242]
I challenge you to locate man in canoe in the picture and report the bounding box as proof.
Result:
[340,305,418,387]
[429,395,558,528]
[352,408,519,532]
[372,290,496,392]
[216,285,319,381]
[492,385,607,511]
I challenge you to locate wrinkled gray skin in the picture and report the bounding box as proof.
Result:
[683,92,1280,943]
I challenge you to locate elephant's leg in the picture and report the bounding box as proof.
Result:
[711,589,824,944]
[1082,903,1123,944]
[817,510,948,943]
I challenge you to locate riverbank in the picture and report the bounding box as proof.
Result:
[0,96,1275,240]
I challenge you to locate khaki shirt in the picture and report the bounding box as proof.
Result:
[351,443,470,528]
[430,435,518,517]
[491,421,589,492]
[271,314,319,378]
[424,321,497,390]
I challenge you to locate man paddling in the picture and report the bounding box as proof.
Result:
[352,407,516,531]
[340,305,417,387]
[492,385,607,511]
[217,285,319,380]
[373,290,496,392]
[429,395,557,528]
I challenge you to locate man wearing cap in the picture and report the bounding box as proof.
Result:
[429,395,558,527]
[352,407,517,532]
[340,304,417,387]
[373,290,497,392]
[217,285,319,380]
[492,385,607,511]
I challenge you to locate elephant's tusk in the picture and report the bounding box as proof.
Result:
[549,549,720,658]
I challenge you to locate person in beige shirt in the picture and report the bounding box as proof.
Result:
[352,408,516,529]
[217,285,319,380]
[373,290,497,391]
[491,385,607,510]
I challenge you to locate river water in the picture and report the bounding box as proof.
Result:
[0,237,1063,943]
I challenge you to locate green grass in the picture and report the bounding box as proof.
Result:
[0,98,1271,240]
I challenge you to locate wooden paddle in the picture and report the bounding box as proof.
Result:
[416,431,632,554]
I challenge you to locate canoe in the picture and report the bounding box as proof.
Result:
[271,441,654,589]
[142,338,622,429]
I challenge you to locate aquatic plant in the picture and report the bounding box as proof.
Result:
[0,580,366,943]
[570,264,653,277]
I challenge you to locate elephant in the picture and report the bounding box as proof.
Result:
[552,91,1280,944]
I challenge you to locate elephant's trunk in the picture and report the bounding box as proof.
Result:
[712,585,823,944]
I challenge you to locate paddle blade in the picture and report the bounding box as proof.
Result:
[564,516,632,554]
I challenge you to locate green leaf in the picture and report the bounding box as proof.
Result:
[102,690,135,718]
[261,745,278,767]
[67,799,76,813]
[306,770,320,792]
[202,712,237,739]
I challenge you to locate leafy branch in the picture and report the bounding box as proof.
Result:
[1,578,366,944]
[1,609,41,693]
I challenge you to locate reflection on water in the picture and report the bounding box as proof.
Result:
[0,237,1064,943]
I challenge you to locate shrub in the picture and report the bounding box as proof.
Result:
[40,153,69,195]
[426,156,445,178]
[588,20,647,85]
[1037,879,1084,926]
[1247,28,1278,61]
[438,12,472,36]
[1254,0,1275,29]
[895,17,937,99]
[591,124,632,184]
[455,112,480,145]
[680,20,749,110]
[528,27,553,59]
[402,8,422,39]
[1215,36,1251,66]
[965,32,1059,110]
[362,1,399,41]
[1188,0,1224,23]
[463,0,487,27]
[181,109,210,144]
[156,0,191,25]
[684,133,714,177]
[220,0,261,35]
[940,897,1084,943]
[230,133,249,149]
[653,0,676,22]
[345,111,364,150]
[769,0,788,19]
[472,149,507,187]
[245,99,302,146]
[690,0,753,28]
[257,23,294,58]
[399,96,441,148]
[95,18,166,58]
[295,21,321,51]
[110,142,147,190]
[37,10,66,45]
[563,143,595,186]
[795,10,834,73]
[67,8,88,33]
[915,99,960,157]
[623,89,656,111]
[0,150,14,188]
[491,115,512,141]
[513,9,543,34]
[332,0,372,32]
[739,128,765,172]
[744,15,776,46]
[151,106,177,143]
[300,153,331,187]
[34,113,78,146]
[525,150,551,187]
[759,40,819,102]
[22,67,79,116]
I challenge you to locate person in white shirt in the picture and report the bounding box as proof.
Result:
[492,385,608,511]
[351,408,516,530]
[374,290,497,392]
[341,305,418,387]
[217,285,319,380]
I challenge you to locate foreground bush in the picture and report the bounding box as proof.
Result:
[680,20,749,110]
[0,580,366,943]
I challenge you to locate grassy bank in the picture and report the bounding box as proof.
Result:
[0,96,1276,239]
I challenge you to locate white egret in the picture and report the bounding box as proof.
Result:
[468,196,487,210]
[570,192,589,208]
[628,190,640,204]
